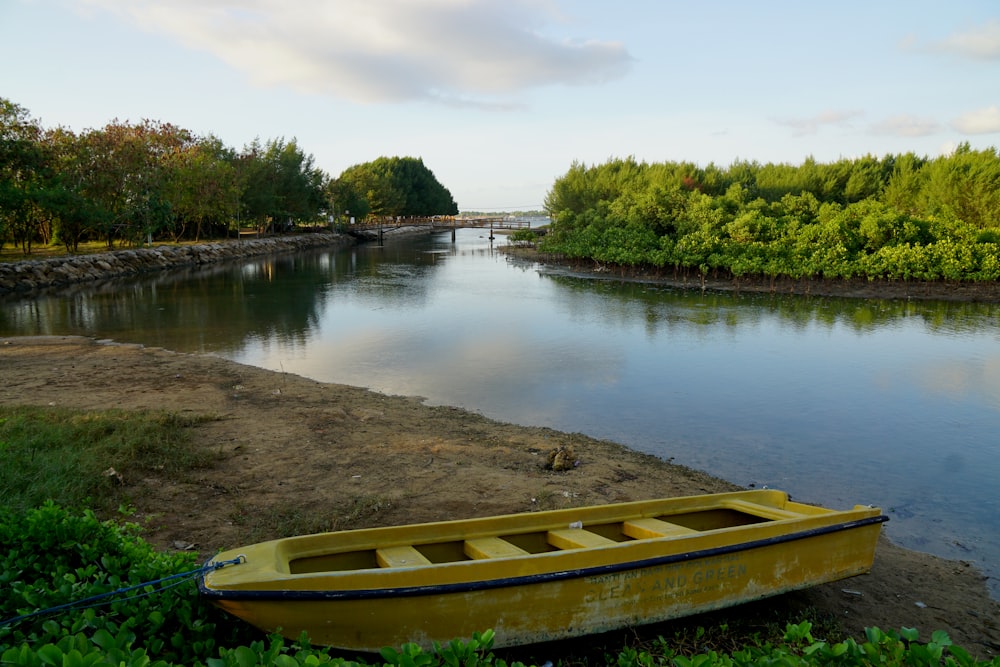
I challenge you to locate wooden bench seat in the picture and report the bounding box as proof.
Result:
[464,537,530,560]
[723,499,802,521]
[375,545,431,568]
[547,528,617,550]
[622,517,698,540]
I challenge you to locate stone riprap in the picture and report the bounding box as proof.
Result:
[0,233,353,294]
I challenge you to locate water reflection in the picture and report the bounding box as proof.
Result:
[541,273,1000,337]
[1,246,441,352]
[2,231,999,596]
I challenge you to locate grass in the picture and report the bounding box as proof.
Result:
[228,493,396,544]
[0,405,215,512]
[1,239,143,261]
[228,501,335,544]
[334,493,395,529]
[0,227,330,263]
[0,238,224,263]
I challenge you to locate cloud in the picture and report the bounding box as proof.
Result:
[952,105,1000,134]
[934,19,1000,60]
[79,0,633,108]
[904,19,1000,60]
[772,110,864,136]
[869,114,941,137]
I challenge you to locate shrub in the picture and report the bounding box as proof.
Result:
[0,503,250,663]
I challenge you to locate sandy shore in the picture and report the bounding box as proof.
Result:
[2,336,997,656]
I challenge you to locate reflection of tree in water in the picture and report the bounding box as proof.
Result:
[0,243,444,353]
[3,239,997,351]
[545,274,1000,337]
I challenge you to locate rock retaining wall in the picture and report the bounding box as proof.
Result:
[0,233,353,294]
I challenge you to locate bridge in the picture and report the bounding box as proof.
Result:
[346,216,537,242]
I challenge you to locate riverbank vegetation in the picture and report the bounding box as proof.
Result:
[541,149,1000,285]
[0,98,456,254]
[462,209,548,218]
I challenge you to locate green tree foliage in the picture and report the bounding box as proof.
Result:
[163,135,238,241]
[0,98,338,251]
[919,143,1000,230]
[1,97,464,250]
[334,158,402,219]
[0,99,49,253]
[71,120,192,248]
[237,138,326,233]
[40,127,102,252]
[325,175,370,221]
[335,156,458,220]
[542,150,1000,284]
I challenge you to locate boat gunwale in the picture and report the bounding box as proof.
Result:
[198,514,887,601]
[231,491,835,565]
[291,489,791,533]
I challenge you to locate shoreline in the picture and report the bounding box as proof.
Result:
[2,336,997,656]
[502,247,1000,303]
[6,231,999,303]
[0,232,355,295]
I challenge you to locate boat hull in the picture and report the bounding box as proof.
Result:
[199,490,886,651]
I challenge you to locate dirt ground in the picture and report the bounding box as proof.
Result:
[2,336,998,657]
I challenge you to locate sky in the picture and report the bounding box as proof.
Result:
[3,1,1000,212]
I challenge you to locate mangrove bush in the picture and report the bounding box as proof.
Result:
[541,148,1000,284]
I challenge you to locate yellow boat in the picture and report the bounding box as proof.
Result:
[198,489,886,651]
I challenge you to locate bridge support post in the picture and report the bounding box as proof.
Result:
[489,222,494,241]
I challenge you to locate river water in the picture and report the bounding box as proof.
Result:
[3,229,999,596]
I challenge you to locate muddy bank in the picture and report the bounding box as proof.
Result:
[2,336,997,656]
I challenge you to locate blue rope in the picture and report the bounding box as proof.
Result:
[0,555,245,630]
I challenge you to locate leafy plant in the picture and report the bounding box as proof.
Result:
[508,229,538,246]
[0,503,251,663]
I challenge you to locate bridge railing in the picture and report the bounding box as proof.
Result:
[348,216,533,230]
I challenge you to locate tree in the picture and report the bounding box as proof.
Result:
[389,156,458,216]
[0,98,47,253]
[336,156,457,220]
[163,135,237,241]
[920,143,1000,230]
[881,152,926,216]
[238,138,327,232]
[542,152,1000,284]
[71,120,191,248]
[40,126,100,252]
[325,176,370,221]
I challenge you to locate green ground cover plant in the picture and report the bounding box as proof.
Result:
[0,503,252,664]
